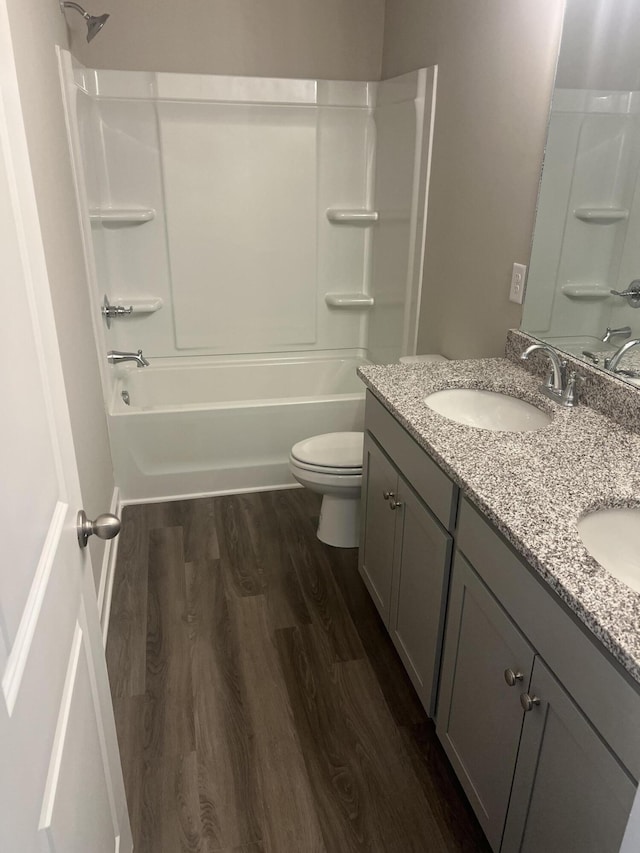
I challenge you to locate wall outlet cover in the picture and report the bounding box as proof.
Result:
[510,263,527,305]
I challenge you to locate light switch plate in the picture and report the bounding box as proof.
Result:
[509,263,527,304]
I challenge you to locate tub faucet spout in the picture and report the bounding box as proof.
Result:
[107,349,149,368]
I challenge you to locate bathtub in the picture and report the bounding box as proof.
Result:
[108,354,367,502]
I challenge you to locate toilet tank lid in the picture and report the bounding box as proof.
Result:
[291,432,364,468]
[399,354,449,364]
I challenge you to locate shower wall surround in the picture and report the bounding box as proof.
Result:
[61,50,435,369]
[59,50,436,499]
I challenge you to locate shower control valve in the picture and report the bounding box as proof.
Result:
[102,294,133,328]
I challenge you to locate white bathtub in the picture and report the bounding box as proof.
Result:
[108,354,367,502]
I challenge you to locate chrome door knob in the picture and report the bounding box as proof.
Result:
[504,668,524,687]
[520,693,541,712]
[77,510,121,549]
[383,490,394,501]
[389,497,403,510]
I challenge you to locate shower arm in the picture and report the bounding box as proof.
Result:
[61,1,91,20]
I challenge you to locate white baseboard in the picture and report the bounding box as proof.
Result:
[97,486,121,647]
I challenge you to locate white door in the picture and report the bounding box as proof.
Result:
[0,6,131,852]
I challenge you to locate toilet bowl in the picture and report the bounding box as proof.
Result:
[289,431,364,548]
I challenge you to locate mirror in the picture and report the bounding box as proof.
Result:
[521,0,640,386]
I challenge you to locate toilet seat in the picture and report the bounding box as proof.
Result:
[290,432,364,472]
[289,457,362,476]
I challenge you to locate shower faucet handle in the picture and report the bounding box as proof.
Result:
[102,294,133,328]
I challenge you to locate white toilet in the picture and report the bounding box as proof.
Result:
[289,431,364,548]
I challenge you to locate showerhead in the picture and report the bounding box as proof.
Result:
[86,12,109,41]
[60,2,110,43]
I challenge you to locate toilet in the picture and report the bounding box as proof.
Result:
[290,356,448,548]
[289,431,364,548]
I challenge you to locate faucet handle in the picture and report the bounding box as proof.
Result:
[561,371,584,407]
[543,358,567,390]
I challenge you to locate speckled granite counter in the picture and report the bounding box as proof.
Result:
[358,357,640,684]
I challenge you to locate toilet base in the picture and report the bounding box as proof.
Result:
[317,494,360,548]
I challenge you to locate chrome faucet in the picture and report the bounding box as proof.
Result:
[520,343,581,407]
[604,338,640,373]
[107,349,149,368]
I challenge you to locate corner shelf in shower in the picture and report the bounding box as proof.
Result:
[89,208,156,225]
[561,283,611,300]
[326,209,379,224]
[325,293,375,308]
[573,207,628,224]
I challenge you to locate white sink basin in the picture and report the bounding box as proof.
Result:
[577,508,640,594]
[424,388,552,432]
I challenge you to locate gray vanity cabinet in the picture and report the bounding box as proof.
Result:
[358,391,640,852]
[436,554,535,851]
[359,433,399,623]
[451,497,640,853]
[359,392,457,717]
[502,656,635,853]
[388,476,452,716]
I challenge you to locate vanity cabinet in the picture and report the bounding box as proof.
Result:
[438,497,640,852]
[359,392,457,716]
[358,392,640,853]
[502,656,635,853]
[436,553,535,851]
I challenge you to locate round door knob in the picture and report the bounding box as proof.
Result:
[77,510,121,549]
[520,693,541,712]
[389,497,403,510]
[383,490,394,501]
[504,668,524,687]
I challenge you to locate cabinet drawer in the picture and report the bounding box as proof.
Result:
[364,391,457,532]
[457,496,640,781]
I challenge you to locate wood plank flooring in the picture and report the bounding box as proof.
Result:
[106,489,490,853]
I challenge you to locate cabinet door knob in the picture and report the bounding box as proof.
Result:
[383,490,394,501]
[520,693,541,712]
[504,668,524,687]
[389,497,403,510]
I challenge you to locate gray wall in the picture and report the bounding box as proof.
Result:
[383,0,566,358]
[7,0,115,583]
[68,0,385,81]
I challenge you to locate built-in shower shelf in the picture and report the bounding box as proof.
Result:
[574,207,628,224]
[326,209,379,224]
[325,293,375,308]
[561,283,611,300]
[89,208,156,225]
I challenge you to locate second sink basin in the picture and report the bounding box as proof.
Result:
[578,508,640,594]
[424,388,552,432]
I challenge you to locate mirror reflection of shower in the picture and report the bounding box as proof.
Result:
[60,1,109,42]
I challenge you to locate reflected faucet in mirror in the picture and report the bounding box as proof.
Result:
[601,326,631,344]
[604,339,640,376]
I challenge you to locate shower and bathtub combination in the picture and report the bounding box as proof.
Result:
[59,50,437,506]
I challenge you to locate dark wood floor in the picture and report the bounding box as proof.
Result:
[106,488,490,853]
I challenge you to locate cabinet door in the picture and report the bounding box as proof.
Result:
[358,433,399,624]
[502,656,636,853]
[389,477,452,717]
[436,554,535,852]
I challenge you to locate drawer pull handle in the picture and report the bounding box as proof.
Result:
[389,497,403,510]
[504,668,524,687]
[520,693,541,712]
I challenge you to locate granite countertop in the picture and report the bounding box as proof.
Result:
[358,357,640,683]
